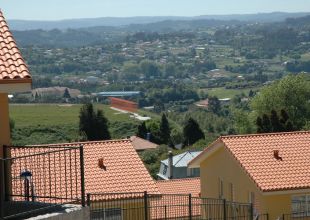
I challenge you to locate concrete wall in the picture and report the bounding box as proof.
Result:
[26,205,90,220]
[199,145,309,220]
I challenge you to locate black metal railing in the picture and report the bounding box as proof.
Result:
[282,212,310,220]
[87,192,254,220]
[0,144,85,219]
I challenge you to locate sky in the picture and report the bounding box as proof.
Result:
[1,0,310,20]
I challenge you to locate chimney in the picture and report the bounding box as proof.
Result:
[273,150,282,161]
[168,151,173,179]
[98,158,107,170]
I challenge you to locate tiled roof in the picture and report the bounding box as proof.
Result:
[0,10,31,83]
[152,178,201,219]
[130,136,158,151]
[162,151,202,167]
[192,131,310,192]
[156,178,200,197]
[11,139,160,199]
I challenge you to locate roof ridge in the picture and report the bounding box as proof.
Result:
[156,177,200,182]
[220,131,310,139]
[27,138,131,147]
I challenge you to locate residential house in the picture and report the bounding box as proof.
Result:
[153,178,201,219]
[0,10,89,219]
[156,177,200,197]
[157,151,201,180]
[189,131,310,220]
[129,136,158,152]
[11,139,160,220]
[0,8,32,209]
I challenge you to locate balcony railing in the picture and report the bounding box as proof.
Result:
[0,144,85,219]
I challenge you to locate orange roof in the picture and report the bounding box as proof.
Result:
[130,136,158,151]
[0,10,31,84]
[152,178,201,219]
[190,131,310,193]
[156,178,200,197]
[11,139,160,199]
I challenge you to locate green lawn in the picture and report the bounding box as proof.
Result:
[9,104,146,145]
[9,104,132,127]
[204,87,260,99]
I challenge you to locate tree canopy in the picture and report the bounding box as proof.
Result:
[183,117,205,146]
[79,103,111,141]
[251,74,310,130]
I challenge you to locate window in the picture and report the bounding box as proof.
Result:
[292,195,310,216]
[162,165,168,175]
[91,208,122,220]
[218,179,224,199]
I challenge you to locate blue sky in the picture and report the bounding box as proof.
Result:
[2,0,310,20]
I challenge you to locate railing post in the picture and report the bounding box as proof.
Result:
[87,193,91,207]
[266,213,269,220]
[144,191,148,220]
[250,203,254,220]
[0,159,4,219]
[79,145,86,207]
[223,199,227,220]
[189,194,192,220]
[3,145,10,202]
[282,214,285,220]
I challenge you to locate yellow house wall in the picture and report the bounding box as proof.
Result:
[199,145,307,220]
[90,200,147,220]
[0,93,10,157]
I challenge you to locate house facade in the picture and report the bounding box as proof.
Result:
[0,10,32,155]
[189,131,310,220]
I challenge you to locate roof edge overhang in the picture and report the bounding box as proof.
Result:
[262,187,310,196]
[188,138,224,168]
[0,79,32,93]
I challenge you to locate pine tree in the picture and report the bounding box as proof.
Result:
[261,114,272,133]
[137,122,148,139]
[79,103,110,141]
[159,113,171,144]
[270,110,283,132]
[256,116,264,133]
[95,109,111,140]
[208,96,221,115]
[256,109,295,133]
[63,88,71,99]
[183,117,205,146]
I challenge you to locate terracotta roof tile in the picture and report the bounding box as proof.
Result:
[156,178,200,196]
[195,131,310,192]
[130,136,158,151]
[152,178,201,218]
[11,139,160,200]
[0,10,31,83]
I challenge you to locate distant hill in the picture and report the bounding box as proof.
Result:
[8,12,310,31]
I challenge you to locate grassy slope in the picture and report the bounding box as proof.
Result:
[203,87,260,99]
[9,104,148,145]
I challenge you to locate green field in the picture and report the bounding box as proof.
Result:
[9,104,148,145]
[10,104,132,127]
[204,87,260,99]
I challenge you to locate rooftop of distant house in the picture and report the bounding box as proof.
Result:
[156,177,200,197]
[162,151,202,167]
[130,136,158,151]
